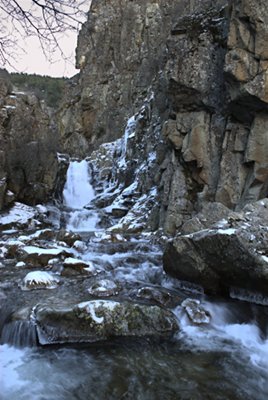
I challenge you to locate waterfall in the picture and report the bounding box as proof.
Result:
[1,321,37,347]
[63,160,95,209]
[62,160,99,232]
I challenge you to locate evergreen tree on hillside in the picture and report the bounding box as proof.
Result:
[10,72,67,108]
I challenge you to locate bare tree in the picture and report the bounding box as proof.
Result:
[0,0,89,67]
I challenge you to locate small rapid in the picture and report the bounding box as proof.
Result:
[176,300,268,372]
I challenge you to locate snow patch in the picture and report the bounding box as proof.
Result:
[23,246,63,256]
[16,261,26,268]
[76,300,120,324]
[0,202,36,226]
[21,271,59,290]
[217,228,236,235]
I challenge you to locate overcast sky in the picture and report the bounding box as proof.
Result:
[3,1,92,78]
[7,31,79,78]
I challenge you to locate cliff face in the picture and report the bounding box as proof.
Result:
[0,70,58,210]
[60,0,268,234]
[60,0,226,154]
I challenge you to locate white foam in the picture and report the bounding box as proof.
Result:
[175,300,268,371]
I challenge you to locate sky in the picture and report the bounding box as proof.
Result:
[2,1,92,78]
[7,31,79,78]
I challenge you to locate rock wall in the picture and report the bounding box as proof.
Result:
[0,70,58,210]
[60,0,268,234]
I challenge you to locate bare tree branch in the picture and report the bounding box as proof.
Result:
[0,0,88,68]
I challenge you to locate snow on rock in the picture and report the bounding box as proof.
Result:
[0,246,7,258]
[87,279,119,297]
[0,202,37,230]
[88,94,159,234]
[18,229,55,243]
[217,228,236,235]
[35,204,48,215]
[72,240,87,252]
[18,235,30,242]
[108,189,157,233]
[76,300,119,324]
[15,261,26,268]
[35,300,178,345]
[164,204,268,299]
[48,258,60,265]
[181,298,211,325]
[21,246,72,267]
[93,232,127,243]
[57,230,81,247]
[23,246,64,256]
[63,257,96,274]
[4,238,25,258]
[21,271,60,291]
[1,229,18,235]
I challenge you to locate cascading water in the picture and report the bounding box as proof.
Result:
[62,159,99,231]
[63,160,95,209]
[1,155,268,399]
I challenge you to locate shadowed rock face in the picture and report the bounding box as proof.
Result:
[163,199,268,296]
[59,0,227,156]
[59,0,268,235]
[0,70,58,210]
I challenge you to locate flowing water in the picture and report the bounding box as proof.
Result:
[63,160,99,232]
[1,160,268,400]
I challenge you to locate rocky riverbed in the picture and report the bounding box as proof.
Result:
[0,160,268,399]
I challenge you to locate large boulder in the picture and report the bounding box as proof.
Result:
[163,199,268,296]
[35,300,178,345]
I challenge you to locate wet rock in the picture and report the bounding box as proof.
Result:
[35,300,178,345]
[5,239,24,258]
[95,232,127,244]
[30,229,55,241]
[62,257,96,275]
[181,202,239,234]
[136,286,172,306]
[87,279,119,297]
[20,246,72,267]
[56,230,82,247]
[72,240,87,252]
[20,271,60,291]
[181,298,211,325]
[111,207,129,218]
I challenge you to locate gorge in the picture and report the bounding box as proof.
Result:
[1,0,268,399]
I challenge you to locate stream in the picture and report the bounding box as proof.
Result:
[1,160,268,400]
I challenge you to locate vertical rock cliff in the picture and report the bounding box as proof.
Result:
[0,70,58,210]
[59,0,268,235]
